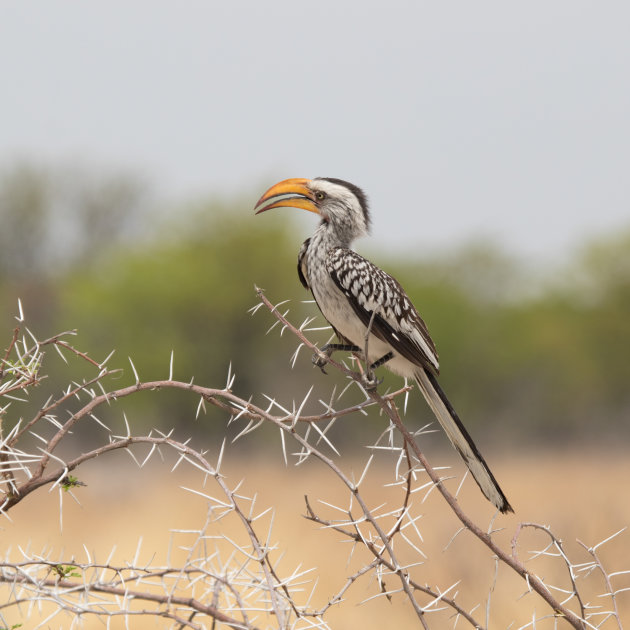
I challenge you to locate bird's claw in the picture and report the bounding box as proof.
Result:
[312,351,330,374]
[362,371,383,392]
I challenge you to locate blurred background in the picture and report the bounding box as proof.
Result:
[1,1,629,447]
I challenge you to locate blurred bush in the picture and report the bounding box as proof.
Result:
[1,163,629,445]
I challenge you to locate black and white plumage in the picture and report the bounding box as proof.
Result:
[255,177,513,514]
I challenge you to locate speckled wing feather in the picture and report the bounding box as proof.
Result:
[327,248,512,513]
[326,248,439,374]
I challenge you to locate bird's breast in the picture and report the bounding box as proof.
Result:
[305,246,358,334]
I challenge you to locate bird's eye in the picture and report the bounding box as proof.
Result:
[315,191,326,201]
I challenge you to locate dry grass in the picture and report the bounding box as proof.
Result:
[3,446,629,629]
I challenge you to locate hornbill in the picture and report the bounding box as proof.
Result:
[254,177,513,514]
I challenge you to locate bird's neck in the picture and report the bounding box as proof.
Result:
[313,219,356,251]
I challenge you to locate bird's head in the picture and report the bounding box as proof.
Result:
[254,177,370,242]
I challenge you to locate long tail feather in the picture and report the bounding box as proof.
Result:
[414,369,513,513]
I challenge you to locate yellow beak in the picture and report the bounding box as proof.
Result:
[254,178,320,215]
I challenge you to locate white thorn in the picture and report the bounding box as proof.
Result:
[128,356,140,384]
[16,298,24,322]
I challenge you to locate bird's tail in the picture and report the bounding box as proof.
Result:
[414,369,513,513]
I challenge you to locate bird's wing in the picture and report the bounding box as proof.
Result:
[327,248,439,373]
[297,238,311,290]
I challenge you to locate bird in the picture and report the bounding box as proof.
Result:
[254,177,513,514]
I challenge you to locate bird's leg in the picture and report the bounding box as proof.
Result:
[369,351,394,371]
[361,310,383,391]
[312,343,361,374]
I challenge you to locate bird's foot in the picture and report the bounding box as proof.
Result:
[312,343,361,375]
[312,350,330,374]
[362,370,383,392]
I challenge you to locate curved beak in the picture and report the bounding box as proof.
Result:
[254,178,320,215]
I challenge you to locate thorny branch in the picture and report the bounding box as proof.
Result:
[253,288,624,630]
[577,530,628,630]
[0,292,627,630]
[512,522,587,620]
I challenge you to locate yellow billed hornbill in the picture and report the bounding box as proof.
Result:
[254,177,513,514]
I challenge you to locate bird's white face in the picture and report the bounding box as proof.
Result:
[254,177,370,242]
[308,178,360,216]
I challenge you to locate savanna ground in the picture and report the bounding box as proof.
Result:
[3,446,629,629]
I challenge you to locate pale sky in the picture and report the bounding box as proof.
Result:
[1,2,629,262]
